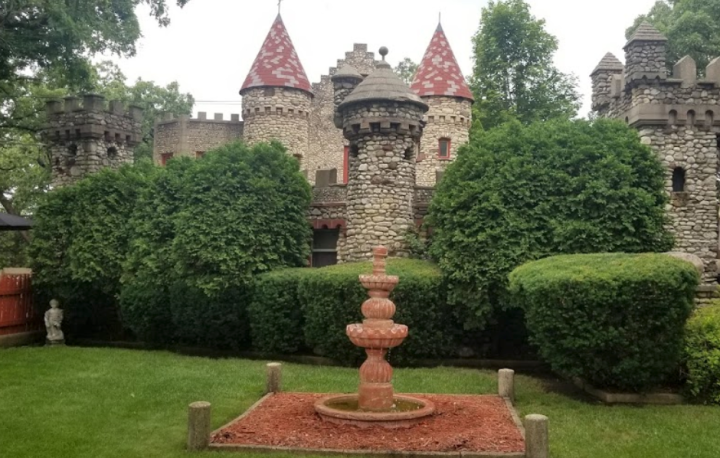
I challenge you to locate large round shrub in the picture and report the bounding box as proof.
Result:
[428,119,673,330]
[120,141,312,348]
[683,304,720,404]
[30,163,157,337]
[509,253,699,391]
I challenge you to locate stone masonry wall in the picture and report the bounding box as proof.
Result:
[339,101,424,262]
[44,96,141,187]
[417,96,472,186]
[242,87,311,171]
[625,41,667,81]
[592,54,720,283]
[307,44,377,184]
[153,113,243,163]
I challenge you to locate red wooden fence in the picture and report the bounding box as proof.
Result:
[0,268,41,336]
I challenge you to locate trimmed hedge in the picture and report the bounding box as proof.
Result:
[509,253,699,391]
[249,259,460,365]
[683,304,720,404]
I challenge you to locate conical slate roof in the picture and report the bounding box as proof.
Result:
[410,23,473,101]
[240,14,312,94]
[625,20,667,47]
[591,52,624,76]
[339,49,428,111]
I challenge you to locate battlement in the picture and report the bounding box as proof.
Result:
[156,112,242,126]
[44,94,142,146]
[46,94,142,121]
[242,106,310,119]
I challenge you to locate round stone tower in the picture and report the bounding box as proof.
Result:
[410,22,474,186]
[240,14,313,169]
[335,48,428,262]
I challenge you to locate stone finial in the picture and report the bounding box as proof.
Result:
[44,299,65,345]
[706,57,720,85]
[673,56,697,87]
[625,20,667,48]
[379,46,389,61]
[590,53,624,77]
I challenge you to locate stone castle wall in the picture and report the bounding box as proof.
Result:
[153,113,243,162]
[44,95,141,187]
[592,49,720,282]
[307,44,377,183]
[416,97,472,186]
[339,101,424,261]
[242,87,311,170]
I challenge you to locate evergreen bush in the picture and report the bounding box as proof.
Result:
[509,253,698,391]
[30,163,157,337]
[683,304,720,404]
[428,119,673,331]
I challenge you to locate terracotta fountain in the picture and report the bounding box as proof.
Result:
[314,246,435,428]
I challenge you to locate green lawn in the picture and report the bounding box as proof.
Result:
[0,347,718,458]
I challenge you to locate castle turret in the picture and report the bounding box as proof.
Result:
[624,21,668,82]
[240,14,312,169]
[332,64,363,129]
[590,53,624,115]
[336,47,428,261]
[410,22,473,186]
[43,94,142,187]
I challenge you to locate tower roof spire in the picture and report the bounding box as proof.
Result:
[410,22,473,101]
[240,14,312,95]
[625,20,667,48]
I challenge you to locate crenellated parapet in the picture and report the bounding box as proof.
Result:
[43,94,143,187]
[153,112,243,164]
[591,21,720,283]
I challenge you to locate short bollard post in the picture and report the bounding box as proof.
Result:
[266,362,282,394]
[187,401,211,451]
[498,368,515,403]
[524,414,549,458]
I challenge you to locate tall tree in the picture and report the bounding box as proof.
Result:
[628,0,720,70]
[394,58,419,85]
[470,0,580,130]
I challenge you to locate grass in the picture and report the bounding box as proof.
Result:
[0,347,718,458]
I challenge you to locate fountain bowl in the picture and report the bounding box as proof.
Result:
[346,323,408,348]
[314,394,435,429]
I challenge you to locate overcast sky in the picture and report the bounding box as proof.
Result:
[114,0,658,119]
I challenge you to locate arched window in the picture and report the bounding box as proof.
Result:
[438,138,451,159]
[668,110,678,126]
[687,110,696,127]
[672,167,686,192]
[706,110,714,128]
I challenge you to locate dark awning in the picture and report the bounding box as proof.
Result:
[0,213,33,231]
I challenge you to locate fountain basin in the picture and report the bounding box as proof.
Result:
[346,323,408,348]
[314,394,435,429]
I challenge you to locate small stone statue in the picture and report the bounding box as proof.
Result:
[44,299,65,345]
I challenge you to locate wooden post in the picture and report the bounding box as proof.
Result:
[525,414,549,458]
[266,362,282,394]
[187,401,211,451]
[498,368,515,403]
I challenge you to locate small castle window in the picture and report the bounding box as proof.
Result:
[706,110,714,128]
[311,228,339,268]
[668,110,678,126]
[687,110,696,127]
[264,88,276,97]
[672,167,686,192]
[277,107,283,115]
[161,152,174,166]
[265,107,271,114]
[350,145,359,157]
[343,146,349,184]
[68,143,78,156]
[404,147,414,161]
[107,146,118,157]
[438,138,451,159]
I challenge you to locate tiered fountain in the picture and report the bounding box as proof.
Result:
[314,246,435,428]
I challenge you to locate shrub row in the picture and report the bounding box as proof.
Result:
[509,253,699,391]
[683,304,720,404]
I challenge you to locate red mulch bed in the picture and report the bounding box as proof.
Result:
[211,393,525,454]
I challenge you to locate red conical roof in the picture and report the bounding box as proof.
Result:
[240,14,312,94]
[410,23,473,101]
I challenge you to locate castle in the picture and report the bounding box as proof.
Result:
[591,21,720,285]
[44,13,473,266]
[42,16,720,281]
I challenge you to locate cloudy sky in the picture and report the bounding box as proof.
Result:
[115,0,658,119]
